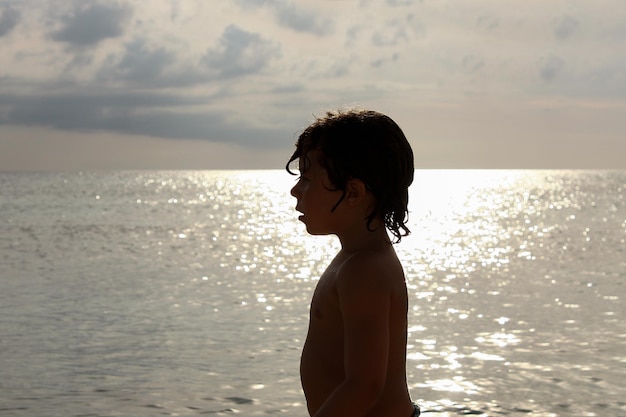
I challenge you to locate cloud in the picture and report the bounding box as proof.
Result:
[0,91,207,125]
[98,37,180,86]
[236,0,333,35]
[539,55,564,81]
[461,54,485,74]
[97,32,278,88]
[371,14,424,46]
[48,1,132,47]
[386,0,419,6]
[201,25,281,78]
[0,90,286,147]
[371,53,399,68]
[553,15,579,40]
[476,14,499,32]
[2,0,626,170]
[0,4,20,37]
[372,24,408,46]
[273,2,333,35]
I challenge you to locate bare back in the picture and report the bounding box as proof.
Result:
[300,244,413,417]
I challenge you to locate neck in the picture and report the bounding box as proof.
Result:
[336,219,391,253]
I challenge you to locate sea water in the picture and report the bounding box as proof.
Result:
[0,170,624,417]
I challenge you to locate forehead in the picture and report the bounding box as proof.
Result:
[298,150,324,172]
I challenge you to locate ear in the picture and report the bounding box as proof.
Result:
[344,178,367,206]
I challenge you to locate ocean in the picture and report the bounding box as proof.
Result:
[0,170,624,417]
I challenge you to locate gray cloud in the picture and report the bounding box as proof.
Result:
[0,91,286,148]
[553,16,579,40]
[540,55,564,81]
[371,52,399,68]
[372,14,424,46]
[372,25,408,46]
[461,54,485,74]
[0,90,209,117]
[96,25,282,87]
[49,1,132,47]
[236,0,333,35]
[235,0,270,7]
[98,37,179,85]
[386,0,418,5]
[2,0,625,171]
[0,4,20,37]
[202,25,281,78]
[476,14,499,31]
[273,2,333,36]
[0,16,291,148]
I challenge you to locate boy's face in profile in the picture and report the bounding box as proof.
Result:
[290,150,344,236]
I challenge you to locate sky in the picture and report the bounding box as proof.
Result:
[0,0,625,171]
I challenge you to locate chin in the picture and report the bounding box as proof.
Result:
[305,225,333,236]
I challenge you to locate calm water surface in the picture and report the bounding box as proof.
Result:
[0,170,624,416]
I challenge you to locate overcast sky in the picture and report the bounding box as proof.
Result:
[1,0,625,170]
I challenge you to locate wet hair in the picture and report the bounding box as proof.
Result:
[286,109,414,242]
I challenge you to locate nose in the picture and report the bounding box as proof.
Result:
[290,182,299,198]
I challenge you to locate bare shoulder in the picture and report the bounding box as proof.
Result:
[335,246,405,292]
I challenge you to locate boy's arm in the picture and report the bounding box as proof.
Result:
[312,258,391,417]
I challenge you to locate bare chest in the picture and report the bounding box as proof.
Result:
[310,270,340,323]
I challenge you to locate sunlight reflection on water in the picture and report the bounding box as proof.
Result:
[388,170,624,416]
[0,170,624,416]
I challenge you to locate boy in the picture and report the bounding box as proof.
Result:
[286,109,419,417]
